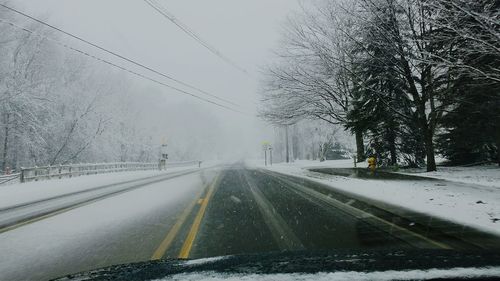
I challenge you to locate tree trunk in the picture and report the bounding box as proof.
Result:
[2,113,9,172]
[497,138,500,167]
[388,128,397,166]
[355,128,365,162]
[496,124,500,166]
[13,136,19,171]
[311,139,315,160]
[424,126,437,172]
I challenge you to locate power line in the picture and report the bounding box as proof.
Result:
[0,3,241,108]
[146,0,250,76]
[144,0,251,76]
[0,18,248,115]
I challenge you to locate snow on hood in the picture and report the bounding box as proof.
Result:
[154,266,500,281]
[183,256,230,266]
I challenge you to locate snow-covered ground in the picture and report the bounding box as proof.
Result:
[0,171,215,281]
[0,165,200,209]
[401,165,500,189]
[251,159,500,236]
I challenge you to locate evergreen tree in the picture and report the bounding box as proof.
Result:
[433,0,500,165]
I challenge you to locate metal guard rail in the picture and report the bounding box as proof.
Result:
[0,173,21,185]
[14,161,201,183]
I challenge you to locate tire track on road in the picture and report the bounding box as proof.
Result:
[258,168,452,250]
[242,170,305,251]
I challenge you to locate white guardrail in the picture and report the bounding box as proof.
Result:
[0,161,201,185]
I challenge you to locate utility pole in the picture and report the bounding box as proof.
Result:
[159,137,168,171]
[269,146,273,166]
[262,141,271,167]
[285,126,289,163]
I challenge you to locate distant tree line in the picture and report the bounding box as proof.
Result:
[260,0,499,171]
[0,7,160,172]
[268,120,352,163]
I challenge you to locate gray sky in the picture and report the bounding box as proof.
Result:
[13,0,302,159]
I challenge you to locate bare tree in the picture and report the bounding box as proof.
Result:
[0,5,162,168]
[260,0,366,160]
[426,0,500,83]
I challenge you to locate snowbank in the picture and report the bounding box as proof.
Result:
[401,165,500,189]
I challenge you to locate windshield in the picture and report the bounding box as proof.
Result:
[0,1,499,280]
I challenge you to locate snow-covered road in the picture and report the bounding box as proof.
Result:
[0,168,201,232]
[1,162,499,281]
[0,166,200,209]
[0,168,218,281]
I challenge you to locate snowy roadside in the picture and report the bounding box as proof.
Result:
[0,165,202,209]
[400,165,500,189]
[250,159,500,237]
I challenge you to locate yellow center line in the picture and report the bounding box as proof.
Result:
[150,186,205,260]
[178,174,220,259]
[0,191,135,234]
[0,201,98,234]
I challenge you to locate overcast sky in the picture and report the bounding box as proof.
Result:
[12,0,302,159]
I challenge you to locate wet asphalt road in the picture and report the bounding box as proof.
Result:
[0,165,490,280]
[189,168,415,258]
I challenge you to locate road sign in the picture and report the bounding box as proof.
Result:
[262,141,272,166]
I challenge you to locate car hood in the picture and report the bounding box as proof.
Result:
[54,250,500,281]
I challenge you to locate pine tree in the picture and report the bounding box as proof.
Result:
[433,0,500,165]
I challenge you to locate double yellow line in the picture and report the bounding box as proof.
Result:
[178,178,217,258]
[151,173,219,260]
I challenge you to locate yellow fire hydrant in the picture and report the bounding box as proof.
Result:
[367,156,377,172]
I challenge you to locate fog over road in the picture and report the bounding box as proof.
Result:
[0,165,488,281]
